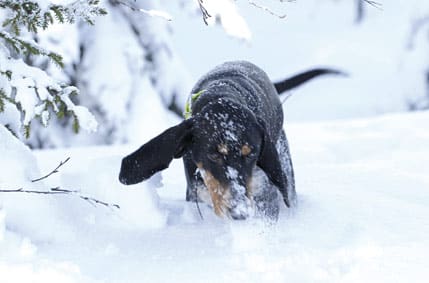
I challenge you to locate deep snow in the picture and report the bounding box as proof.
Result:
[1,110,429,282]
[1,1,429,282]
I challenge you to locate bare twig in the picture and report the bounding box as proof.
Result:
[78,195,121,209]
[114,0,172,21]
[198,0,211,25]
[248,1,287,19]
[363,0,382,10]
[2,156,120,209]
[0,187,120,209]
[31,157,70,183]
[0,187,64,195]
[195,195,204,220]
[281,92,293,105]
[195,201,204,220]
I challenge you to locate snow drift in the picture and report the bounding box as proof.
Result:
[1,110,428,282]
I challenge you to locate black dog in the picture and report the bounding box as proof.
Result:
[119,61,343,220]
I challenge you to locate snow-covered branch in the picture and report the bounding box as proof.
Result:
[0,31,63,67]
[0,52,98,138]
[0,0,107,34]
[0,0,103,139]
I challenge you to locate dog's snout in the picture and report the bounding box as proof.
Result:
[229,208,249,220]
[229,194,251,220]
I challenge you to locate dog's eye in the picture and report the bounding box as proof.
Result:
[241,145,252,156]
[241,146,256,161]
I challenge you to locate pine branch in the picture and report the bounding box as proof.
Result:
[0,88,16,109]
[0,0,107,35]
[0,69,12,80]
[0,187,121,209]
[0,56,97,137]
[0,1,101,139]
[0,31,64,67]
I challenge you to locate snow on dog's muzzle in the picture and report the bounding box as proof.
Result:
[199,166,253,219]
[227,179,253,220]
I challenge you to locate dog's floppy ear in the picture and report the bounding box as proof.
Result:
[256,119,290,207]
[119,118,193,185]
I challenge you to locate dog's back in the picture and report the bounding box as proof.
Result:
[190,61,284,141]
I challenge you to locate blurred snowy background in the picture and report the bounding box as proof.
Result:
[2,0,429,147]
[1,1,429,282]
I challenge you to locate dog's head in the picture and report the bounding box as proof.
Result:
[119,100,287,219]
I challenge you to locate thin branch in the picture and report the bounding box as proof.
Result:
[51,187,79,193]
[1,153,120,210]
[114,0,172,21]
[195,199,204,220]
[194,189,204,220]
[248,1,287,19]
[198,0,211,25]
[362,0,383,10]
[0,187,120,209]
[31,157,70,183]
[0,187,64,195]
[281,92,293,105]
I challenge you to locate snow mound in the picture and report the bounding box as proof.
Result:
[0,125,40,187]
[59,153,167,231]
[0,125,75,242]
[2,111,429,282]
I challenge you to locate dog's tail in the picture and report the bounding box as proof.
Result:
[274,68,347,95]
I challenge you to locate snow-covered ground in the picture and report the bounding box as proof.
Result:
[1,1,429,282]
[1,109,428,282]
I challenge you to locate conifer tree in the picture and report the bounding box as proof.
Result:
[0,0,106,139]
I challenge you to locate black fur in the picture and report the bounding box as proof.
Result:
[119,61,341,220]
[119,119,193,185]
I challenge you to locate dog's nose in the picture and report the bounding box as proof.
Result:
[229,205,250,220]
[230,210,248,220]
